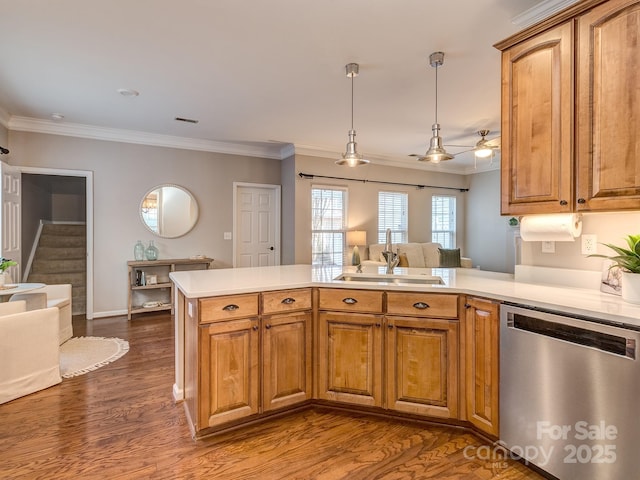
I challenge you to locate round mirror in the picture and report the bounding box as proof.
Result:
[139,184,199,238]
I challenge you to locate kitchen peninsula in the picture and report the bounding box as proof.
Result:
[170,264,640,478]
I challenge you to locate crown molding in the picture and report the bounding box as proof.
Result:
[511,0,580,28]
[0,106,10,129]
[7,116,286,159]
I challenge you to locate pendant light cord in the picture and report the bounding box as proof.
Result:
[434,64,438,124]
[351,73,355,130]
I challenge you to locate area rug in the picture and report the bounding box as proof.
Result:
[60,336,130,378]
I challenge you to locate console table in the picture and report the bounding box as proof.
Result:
[127,258,213,320]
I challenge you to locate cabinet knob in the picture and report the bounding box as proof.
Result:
[222,304,239,311]
[252,325,259,331]
[375,322,381,328]
[577,198,586,204]
[265,324,272,330]
[559,200,568,206]
[281,297,296,304]
[412,302,430,310]
[464,303,471,309]
[342,297,358,305]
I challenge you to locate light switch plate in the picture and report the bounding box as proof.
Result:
[582,234,597,255]
[541,241,556,253]
[223,232,232,240]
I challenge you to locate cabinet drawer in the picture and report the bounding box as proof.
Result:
[262,288,312,315]
[386,292,458,318]
[318,288,383,314]
[199,294,259,323]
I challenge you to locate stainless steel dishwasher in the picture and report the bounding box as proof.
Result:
[500,303,640,480]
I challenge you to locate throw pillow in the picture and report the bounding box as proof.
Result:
[438,248,461,268]
[398,253,409,267]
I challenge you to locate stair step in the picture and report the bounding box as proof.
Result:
[34,247,86,260]
[42,224,85,236]
[39,235,85,248]
[28,272,85,287]
[32,258,86,273]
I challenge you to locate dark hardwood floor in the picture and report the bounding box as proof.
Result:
[0,313,544,479]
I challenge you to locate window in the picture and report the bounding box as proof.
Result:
[311,186,347,266]
[432,195,456,248]
[378,191,408,244]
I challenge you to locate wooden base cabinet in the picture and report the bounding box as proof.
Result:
[262,311,312,412]
[386,316,458,419]
[317,311,383,407]
[464,297,500,437]
[199,316,260,430]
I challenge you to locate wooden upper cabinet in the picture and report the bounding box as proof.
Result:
[500,21,574,215]
[576,0,640,211]
[498,0,640,214]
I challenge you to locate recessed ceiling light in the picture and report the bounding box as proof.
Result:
[117,88,139,97]
[51,113,65,121]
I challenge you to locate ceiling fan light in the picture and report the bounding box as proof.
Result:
[474,147,493,158]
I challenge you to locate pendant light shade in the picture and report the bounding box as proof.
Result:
[336,63,369,167]
[419,52,453,163]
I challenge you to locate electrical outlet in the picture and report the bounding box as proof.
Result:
[541,241,555,253]
[582,234,597,255]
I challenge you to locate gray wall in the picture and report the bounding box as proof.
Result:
[464,170,517,272]
[9,131,282,316]
[280,154,296,265]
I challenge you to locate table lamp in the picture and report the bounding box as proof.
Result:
[346,230,367,265]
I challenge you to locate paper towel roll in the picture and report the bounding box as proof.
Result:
[520,214,582,242]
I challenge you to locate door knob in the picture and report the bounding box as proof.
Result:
[269,246,274,251]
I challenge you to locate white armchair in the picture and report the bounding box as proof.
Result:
[0,304,62,404]
[10,284,73,345]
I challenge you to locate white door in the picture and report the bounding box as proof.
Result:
[1,162,21,282]
[234,184,280,268]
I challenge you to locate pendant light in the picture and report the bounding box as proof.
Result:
[336,63,369,167]
[419,52,453,164]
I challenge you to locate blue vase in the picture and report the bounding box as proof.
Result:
[145,240,159,261]
[134,240,145,261]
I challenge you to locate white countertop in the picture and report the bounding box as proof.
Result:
[170,264,640,329]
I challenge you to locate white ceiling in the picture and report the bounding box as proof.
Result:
[0,0,569,174]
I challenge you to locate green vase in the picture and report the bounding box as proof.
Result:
[145,240,159,261]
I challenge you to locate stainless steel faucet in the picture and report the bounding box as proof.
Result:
[382,228,399,274]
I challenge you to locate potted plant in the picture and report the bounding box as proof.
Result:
[590,234,640,304]
[0,257,17,286]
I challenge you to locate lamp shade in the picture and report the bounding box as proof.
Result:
[347,230,367,246]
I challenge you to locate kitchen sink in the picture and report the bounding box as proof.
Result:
[333,273,444,285]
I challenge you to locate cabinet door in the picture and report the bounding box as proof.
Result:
[317,311,383,407]
[262,311,312,411]
[576,0,640,211]
[465,297,499,437]
[500,21,573,215]
[386,316,458,419]
[199,317,259,430]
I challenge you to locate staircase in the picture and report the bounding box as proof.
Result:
[27,223,86,315]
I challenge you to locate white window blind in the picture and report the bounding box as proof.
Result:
[432,195,456,248]
[311,186,347,266]
[378,191,408,244]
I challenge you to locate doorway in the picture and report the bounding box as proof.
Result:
[233,183,281,268]
[19,167,94,319]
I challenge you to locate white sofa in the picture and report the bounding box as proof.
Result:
[0,301,62,404]
[10,284,73,345]
[362,242,472,268]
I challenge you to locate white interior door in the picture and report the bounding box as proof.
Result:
[1,162,21,282]
[234,184,280,268]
